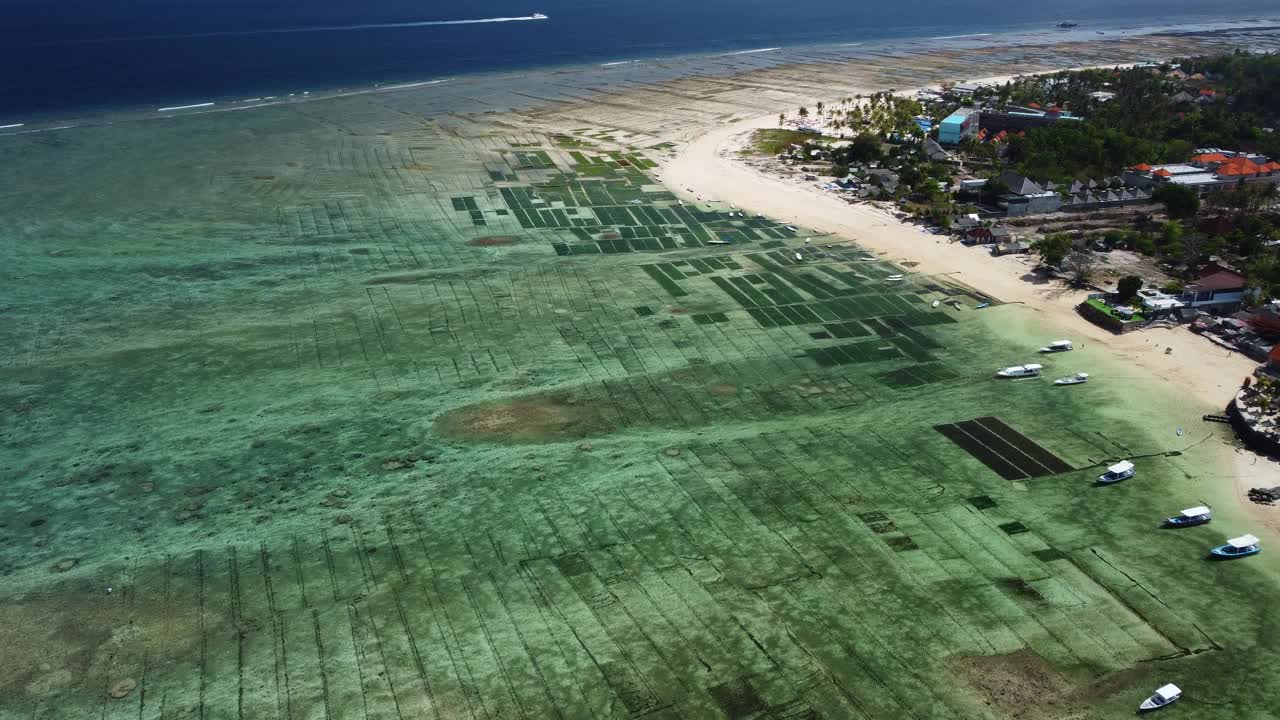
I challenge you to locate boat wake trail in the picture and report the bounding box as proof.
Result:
[930,32,992,39]
[33,14,549,46]
[719,47,782,56]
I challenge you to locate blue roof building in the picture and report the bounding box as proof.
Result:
[938,108,978,145]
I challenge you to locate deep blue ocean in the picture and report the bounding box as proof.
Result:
[1,0,1277,118]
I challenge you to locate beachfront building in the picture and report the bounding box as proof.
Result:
[979,106,1082,136]
[1138,263,1254,315]
[1124,150,1280,194]
[997,172,1062,217]
[938,108,979,144]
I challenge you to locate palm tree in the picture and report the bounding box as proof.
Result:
[778,112,787,126]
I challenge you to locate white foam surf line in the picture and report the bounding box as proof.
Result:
[0,123,24,130]
[2,124,78,136]
[719,47,781,56]
[600,60,640,67]
[157,102,216,112]
[931,33,992,39]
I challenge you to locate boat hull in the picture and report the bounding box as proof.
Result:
[1210,546,1260,559]
[1164,516,1209,527]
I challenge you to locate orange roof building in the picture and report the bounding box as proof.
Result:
[1153,168,1173,177]
[1215,161,1258,177]
[1191,152,1230,165]
[1132,163,1153,172]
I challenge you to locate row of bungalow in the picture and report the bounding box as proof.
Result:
[992,171,1155,217]
[965,149,1279,218]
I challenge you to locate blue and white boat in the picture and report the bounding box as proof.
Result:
[1138,684,1180,712]
[1164,506,1211,527]
[1097,460,1135,484]
[1210,534,1260,559]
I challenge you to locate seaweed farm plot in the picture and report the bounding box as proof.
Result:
[466,146,800,256]
[3,73,1278,720]
[935,416,1075,480]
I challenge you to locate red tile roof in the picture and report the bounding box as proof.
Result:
[1200,87,1217,96]
[1132,163,1152,171]
[1194,270,1246,291]
[1216,161,1257,177]
[1027,102,1041,109]
[1154,168,1173,177]
[1192,152,1230,164]
[1269,344,1280,363]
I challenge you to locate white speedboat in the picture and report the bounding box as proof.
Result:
[886,274,905,281]
[1040,340,1073,353]
[996,364,1042,378]
[1098,460,1135,484]
[794,252,804,261]
[532,12,549,20]
[932,300,941,308]
[1139,684,1180,712]
[1054,372,1089,385]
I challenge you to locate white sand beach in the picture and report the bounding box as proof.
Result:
[661,78,1280,531]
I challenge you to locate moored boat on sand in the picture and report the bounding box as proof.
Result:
[1054,372,1088,385]
[1040,340,1073,353]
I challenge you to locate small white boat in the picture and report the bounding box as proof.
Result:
[996,363,1042,378]
[860,255,877,261]
[794,252,804,261]
[1039,340,1073,353]
[1098,460,1135,484]
[708,239,732,245]
[932,300,941,308]
[1054,372,1089,385]
[785,225,799,232]
[886,274,904,281]
[1139,684,1180,712]
[1164,506,1211,527]
[532,12,549,20]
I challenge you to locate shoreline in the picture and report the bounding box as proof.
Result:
[3,14,1279,136]
[660,73,1280,534]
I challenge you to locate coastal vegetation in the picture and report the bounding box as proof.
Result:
[944,53,1280,297]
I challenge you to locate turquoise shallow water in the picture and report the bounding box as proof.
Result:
[2,28,1280,719]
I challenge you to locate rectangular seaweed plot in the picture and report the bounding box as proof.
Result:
[934,422,1028,480]
[974,416,1074,475]
[934,418,1074,480]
